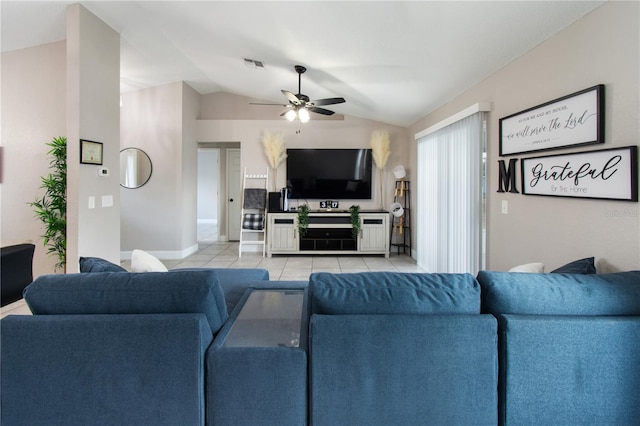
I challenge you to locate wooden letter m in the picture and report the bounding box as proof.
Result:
[497,159,519,193]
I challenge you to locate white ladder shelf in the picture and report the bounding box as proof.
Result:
[238,168,269,257]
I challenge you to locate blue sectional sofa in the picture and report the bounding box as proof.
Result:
[308,272,498,425]
[1,263,639,425]
[478,270,640,425]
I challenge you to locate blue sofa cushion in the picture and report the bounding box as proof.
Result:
[497,314,640,424]
[478,270,640,315]
[309,272,480,314]
[173,268,271,313]
[309,314,498,425]
[23,270,228,332]
[79,256,127,273]
[550,256,596,274]
[1,314,212,425]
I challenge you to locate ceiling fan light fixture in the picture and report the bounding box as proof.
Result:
[298,107,310,123]
[285,109,297,121]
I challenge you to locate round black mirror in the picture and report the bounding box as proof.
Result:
[120,148,152,189]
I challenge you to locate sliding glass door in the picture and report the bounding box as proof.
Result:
[416,112,486,274]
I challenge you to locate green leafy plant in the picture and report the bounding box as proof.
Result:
[297,204,310,237]
[349,204,361,240]
[29,136,67,271]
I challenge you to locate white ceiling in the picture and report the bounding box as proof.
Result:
[1,1,605,127]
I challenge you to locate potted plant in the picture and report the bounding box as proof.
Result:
[29,136,67,272]
[349,204,361,240]
[297,203,310,237]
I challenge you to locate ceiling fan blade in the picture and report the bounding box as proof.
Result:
[282,90,301,105]
[308,106,335,116]
[309,97,346,107]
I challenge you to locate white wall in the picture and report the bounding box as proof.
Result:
[120,87,409,256]
[180,83,200,251]
[409,1,639,272]
[1,41,66,277]
[196,114,411,213]
[120,82,200,258]
[66,4,121,272]
[197,149,219,223]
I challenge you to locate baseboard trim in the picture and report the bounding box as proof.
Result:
[120,243,199,260]
[197,219,218,224]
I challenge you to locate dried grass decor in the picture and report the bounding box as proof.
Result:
[262,131,287,190]
[370,130,390,170]
[370,130,391,208]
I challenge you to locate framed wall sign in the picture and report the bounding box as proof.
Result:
[521,146,638,201]
[80,140,103,165]
[500,85,604,156]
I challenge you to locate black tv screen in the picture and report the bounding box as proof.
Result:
[286,149,372,200]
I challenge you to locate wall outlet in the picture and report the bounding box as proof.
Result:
[501,200,509,214]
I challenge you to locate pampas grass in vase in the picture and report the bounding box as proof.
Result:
[262,131,287,191]
[370,130,390,209]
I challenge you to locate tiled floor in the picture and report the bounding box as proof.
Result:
[0,223,422,318]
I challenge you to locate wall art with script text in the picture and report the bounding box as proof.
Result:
[500,85,604,156]
[521,146,637,201]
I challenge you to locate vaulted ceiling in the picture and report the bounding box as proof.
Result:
[1,1,604,126]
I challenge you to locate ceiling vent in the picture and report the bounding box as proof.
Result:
[243,58,264,69]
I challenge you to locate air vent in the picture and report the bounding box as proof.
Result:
[243,58,265,69]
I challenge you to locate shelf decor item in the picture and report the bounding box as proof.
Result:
[80,139,103,165]
[262,131,286,191]
[389,180,411,255]
[29,136,67,271]
[370,130,391,209]
[499,84,604,156]
[349,204,361,240]
[297,204,310,237]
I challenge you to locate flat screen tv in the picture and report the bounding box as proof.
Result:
[286,149,373,200]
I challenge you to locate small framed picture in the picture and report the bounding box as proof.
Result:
[80,140,103,165]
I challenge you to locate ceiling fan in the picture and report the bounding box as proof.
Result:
[251,65,345,123]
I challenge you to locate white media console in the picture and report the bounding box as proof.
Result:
[267,211,389,258]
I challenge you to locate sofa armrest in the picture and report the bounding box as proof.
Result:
[309,314,497,426]
[1,243,35,306]
[498,314,640,425]
[1,314,212,426]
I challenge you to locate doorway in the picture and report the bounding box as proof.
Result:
[197,148,220,243]
[226,148,241,241]
[197,142,241,242]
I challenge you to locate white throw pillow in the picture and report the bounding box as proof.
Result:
[509,262,545,273]
[131,249,168,273]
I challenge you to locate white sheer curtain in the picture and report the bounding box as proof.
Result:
[416,112,486,274]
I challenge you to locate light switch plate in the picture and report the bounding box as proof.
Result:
[102,195,113,207]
